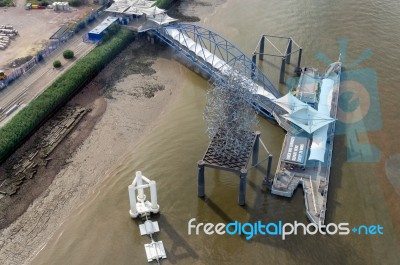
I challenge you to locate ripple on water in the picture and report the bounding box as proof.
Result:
[385,154,400,196]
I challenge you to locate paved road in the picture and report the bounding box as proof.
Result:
[0,22,100,127]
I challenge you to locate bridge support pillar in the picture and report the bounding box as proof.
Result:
[262,154,273,190]
[251,54,257,78]
[238,169,247,206]
[267,154,273,179]
[279,57,286,84]
[297,48,303,72]
[259,36,265,61]
[252,131,261,167]
[197,160,205,197]
[286,39,292,65]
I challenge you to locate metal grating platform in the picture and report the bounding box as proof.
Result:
[202,130,257,173]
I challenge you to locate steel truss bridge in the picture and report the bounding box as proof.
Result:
[152,23,282,119]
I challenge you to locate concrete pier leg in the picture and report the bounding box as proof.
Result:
[238,169,247,206]
[286,39,292,65]
[251,54,257,78]
[267,154,273,179]
[279,57,286,84]
[252,131,261,167]
[259,36,265,61]
[297,48,303,70]
[198,161,205,198]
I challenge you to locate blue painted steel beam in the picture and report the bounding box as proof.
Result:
[151,23,281,118]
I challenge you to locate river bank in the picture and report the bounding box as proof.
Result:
[0,1,217,264]
[2,0,399,264]
[0,36,181,264]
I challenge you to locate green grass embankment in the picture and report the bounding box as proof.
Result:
[0,29,135,163]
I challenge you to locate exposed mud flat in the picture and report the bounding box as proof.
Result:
[0,37,180,265]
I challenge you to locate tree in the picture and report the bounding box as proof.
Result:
[63,49,74,59]
[53,60,62,68]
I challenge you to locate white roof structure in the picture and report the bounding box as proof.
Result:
[281,106,335,134]
[148,14,178,25]
[308,78,335,162]
[318,79,334,115]
[273,93,308,113]
[124,6,144,15]
[141,6,166,16]
[106,0,177,26]
[105,3,130,13]
[308,126,329,162]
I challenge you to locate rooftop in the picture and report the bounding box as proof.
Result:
[88,17,118,35]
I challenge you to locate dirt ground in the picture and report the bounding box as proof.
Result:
[0,1,97,71]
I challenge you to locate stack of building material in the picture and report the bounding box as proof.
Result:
[53,2,70,11]
[0,25,18,50]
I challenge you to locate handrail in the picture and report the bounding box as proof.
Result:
[152,23,282,99]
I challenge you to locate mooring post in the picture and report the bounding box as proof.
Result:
[251,54,257,78]
[136,171,145,201]
[252,131,261,167]
[297,48,303,70]
[279,57,286,84]
[286,38,292,65]
[238,168,247,206]
[150,181,158,211]
[267,154,273,179]
[259,36,265,61]
[128,184,138,218]
[198,160,205,197]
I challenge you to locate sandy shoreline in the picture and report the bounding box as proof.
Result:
[0,38,180,264]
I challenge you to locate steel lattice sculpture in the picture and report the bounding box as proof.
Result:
[204,71,259,160]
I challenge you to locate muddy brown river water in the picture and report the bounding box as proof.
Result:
[31,0,400,264]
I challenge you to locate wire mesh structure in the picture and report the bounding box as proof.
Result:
[204,71,259,161]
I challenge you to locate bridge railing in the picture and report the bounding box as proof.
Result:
[152,23,282,100]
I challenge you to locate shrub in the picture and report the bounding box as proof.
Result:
[0,0,13,7]
[53,60,62,68]
[39,1,49,6]
[0,30,135,163]
[68,0,81,7]
[63,49,74,59]
[155,0,176,9]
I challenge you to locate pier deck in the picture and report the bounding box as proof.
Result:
[271,63,341,224]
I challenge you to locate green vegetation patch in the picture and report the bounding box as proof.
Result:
[68,0,82,7]
[53,60,62,68]
[155,0,176,9]
[63,49,74,59]
[0,0,14,7]
[0,29,135,163]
